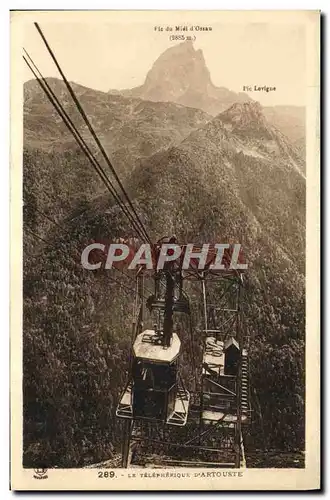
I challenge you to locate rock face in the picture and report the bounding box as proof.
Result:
[111,40,251,115]
[212,101,304,171]
[218,101,272,137]
[142,40,212,100]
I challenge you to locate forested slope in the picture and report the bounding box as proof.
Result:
[23,95,305,467]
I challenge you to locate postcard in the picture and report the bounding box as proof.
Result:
[10,10,320,490]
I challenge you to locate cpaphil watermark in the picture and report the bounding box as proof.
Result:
[81,242,247,272]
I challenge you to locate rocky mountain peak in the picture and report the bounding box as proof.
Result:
[142,40,212,100]
[219,101,265,125]
[111,41,251,113]
[216,101,274,140]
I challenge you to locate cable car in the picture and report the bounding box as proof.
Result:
[202,335,248,424]
[116,328,190,426]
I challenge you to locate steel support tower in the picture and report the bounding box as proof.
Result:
[117,251,249,468]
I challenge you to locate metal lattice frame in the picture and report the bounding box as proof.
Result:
[118,269,248,468]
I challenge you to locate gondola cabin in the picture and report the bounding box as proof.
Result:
[202,335,249,424]
[116,329,190,426]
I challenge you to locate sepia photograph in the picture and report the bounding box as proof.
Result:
[10,10,320,490]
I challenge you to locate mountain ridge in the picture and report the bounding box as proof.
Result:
[109,40,252,114]
[129,100,305,254]
[108,40,305,147]
[24,77,211,177]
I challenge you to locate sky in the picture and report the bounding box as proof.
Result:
[23,20,306,106]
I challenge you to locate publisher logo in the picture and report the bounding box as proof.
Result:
[33,468,48,479]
